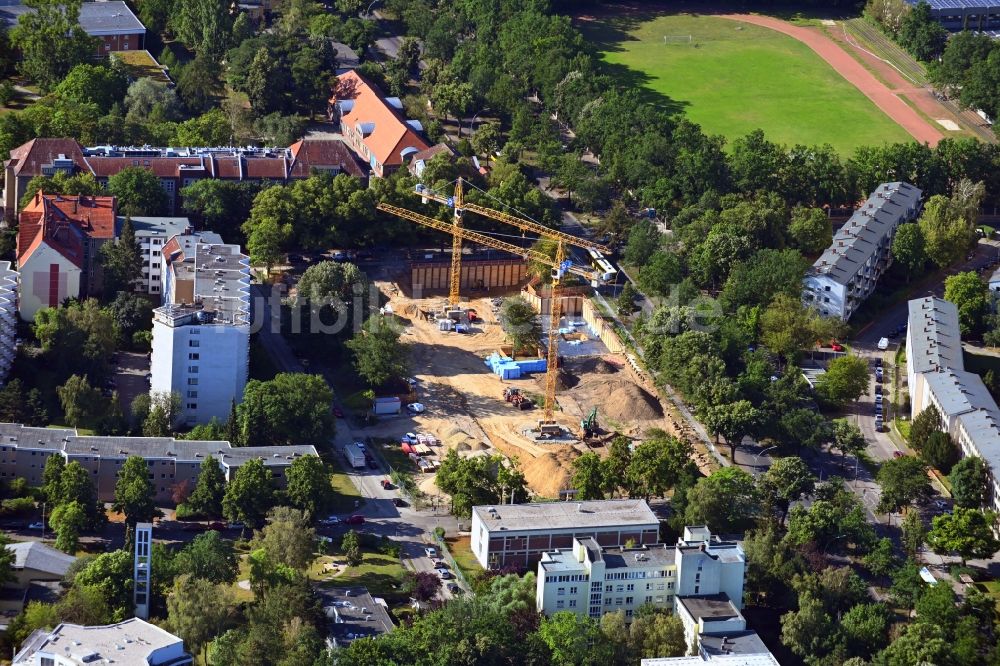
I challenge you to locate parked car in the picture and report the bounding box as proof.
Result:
[874,383,882,393]
[27,521,45,530]
[392,498,406,507]
[380,479,393,490]
[874,358,882,368]
[345,514,365,526]
[355,441,366,451]
[433,560,448,569]
[893,450,903,458]
[877,337,889,350]
[227,522,245,530]
[319,516,340,526]
[447,583,462,594]
[403,433,418,444]
[436,568,452,579]
[831,342,844,352]
[424,546,437,558]
[407,402,426,414]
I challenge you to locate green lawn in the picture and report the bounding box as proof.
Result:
[444,536,483,585]
[327,455,364,513]
[579,13,913,154]
[315,551,407,599]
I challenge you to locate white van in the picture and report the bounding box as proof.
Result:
[877,337,889,351]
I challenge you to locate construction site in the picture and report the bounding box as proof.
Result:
[359,179,716,500]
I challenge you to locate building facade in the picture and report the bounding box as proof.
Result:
[471,500,660,570]
[151,235,250,425]
[329,70,431,178]
[13,618,191,666]
[903,0,1000,31]
[16,193,118,321]
[0,421,317,504]
[0,1,146,57]
[0,262,17,383]
[3,139,366,221]
[129,217,192,295]
[803,182,922,321]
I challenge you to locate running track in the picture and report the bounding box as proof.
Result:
[719,14,944,146]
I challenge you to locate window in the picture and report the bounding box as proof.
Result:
[694,585,699,594]
[605,585,612,593]
[626,584,634,591]
[187,378,198,386]
[186,403,197,409]
[625,596,633,605]
[189,340,200,348]
[189,353,200,360]
[695,574,701,583]
[40,658,54,666]
[557,587,565,596]
[616,585,624,593]
[556,600,564,609]
[615,598,623,606]
[625,609,633,619]
[824,285,831,291]
[190,328,201,335]
[645,596,652,604]
[188,366,199,373]
[187,391,198,398]
[569,586,578,595]
[568,600,577,608]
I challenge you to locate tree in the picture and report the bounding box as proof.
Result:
[498,297,540,358]
[175,532,238,584]
[167,574,234,662]
[900,509,927,558]
[42,455,65,505]
[431,81,473,132]
[246,216,288,272]
[185,456,226,518]
[106,292,153,345]
[919,185,982,268]
[625,435,694,500]
[285,456,333,517]
[53,63,129,114]
[142,391,181,437]
[107,167,168,216]
[875,619,951,666]
[909,405,942,452]
[245,47,281,115]
[780,594,839,664]
[841,602,890,658]
[944,271,991,335]
[628,609,686,659]
[73,550,133,619]
[702,400,760,462]
[759,457,815,523]
[684,467,758,533]
[922,430,958,473]
[617,282,640,318]
[253,506,316,570]
[341,529,362,567]
[124,77,182,121]
[816,355,870,406]
[58,461,105,529]
[637,251,682,297]
[539,611,612,666]
[719,248,809,310]
[50,501,86,554]
[295,260,369,313]
[176,52,221,115]
[876,456,932,514]
[570,452,605,500]
[862,538,900,578]
[345,315,410,389]
[222,458,274,529]
[949,456,989,508]
[11,0,98,91]
[623,220,661,267]
[57,374,104,428]
[100,217,142,297]
[113,456,157,536]
[237,374,334,446]
[833,420,867,460]
[788,207,832,254]
[472,122,502,164]
[898,0,948,61]
[891,223,926,280]
[761,293,836,360]
[403,571,441,603]
[601,436,633,498]
[928,507,1000,565]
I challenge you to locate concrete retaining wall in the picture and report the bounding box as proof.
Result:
[410,259,528,293]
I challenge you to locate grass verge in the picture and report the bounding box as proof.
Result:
[443,535,482,586]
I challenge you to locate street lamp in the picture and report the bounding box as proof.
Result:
[753,446,779,472]
[364,0,380,18]
[823,534,847,555]
[467,109,486,136]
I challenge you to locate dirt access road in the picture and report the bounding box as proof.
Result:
[719,13,944,146]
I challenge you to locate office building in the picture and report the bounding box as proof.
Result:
[803,182,922,321]
[471,499,660,570]
[13,618,192,666]
[150,235,250,425]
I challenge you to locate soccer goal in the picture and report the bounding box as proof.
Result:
[663,34,693,44]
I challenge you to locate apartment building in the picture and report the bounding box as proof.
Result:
[803,182,922,321]
[471,500,660,570]
[329,70,431,178]
[0,262,17,383]
[16,193,118,321]
[13,618,191,666]
[906,295,1000,513]
[128,216,192,295]
[0,421,316,503]
[151,236,250,425]
[2,139,366,221]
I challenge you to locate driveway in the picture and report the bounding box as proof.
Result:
[113,351,149,411]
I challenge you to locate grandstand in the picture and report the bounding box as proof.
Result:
[906,0,1000,31]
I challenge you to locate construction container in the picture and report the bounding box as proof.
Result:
[373,397,401,415]
[437,318,454,331]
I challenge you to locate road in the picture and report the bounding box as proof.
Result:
[252,282,469,599]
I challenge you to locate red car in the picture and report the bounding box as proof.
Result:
[831,342,844,352]
[893,451,904,458]
[345,514,365,526]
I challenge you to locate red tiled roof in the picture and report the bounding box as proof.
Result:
[6,139,89,177]
[333,71,430,168]
[17,193,117,267]
[245,158,288,179]
[86,156,205,178]
[288,139,365,177]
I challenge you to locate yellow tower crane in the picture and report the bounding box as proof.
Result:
[378,184,610,429]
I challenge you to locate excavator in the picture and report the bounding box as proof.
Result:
[581,408,599,438]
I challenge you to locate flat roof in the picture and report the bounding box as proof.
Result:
[127,216,191,239]
[699,631,773,657]
[808,182,921,285]
[642,654,778,665]
[0,1,145,35]
[13,618,185,665]
[677,594,742,622]
[473,499,658,533]
[908,297,963,375]
[316,587,394,646]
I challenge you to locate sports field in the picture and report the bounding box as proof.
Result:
[578,13,914,154]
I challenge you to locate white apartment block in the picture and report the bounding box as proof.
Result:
[537,526,769,659]
[471,500,660,570]
[0,262,17,384]
[906,296,1000,513]
[151,235,250,426]
[127,216,192,294]
[803,182,922,321]
[13,618,192,665]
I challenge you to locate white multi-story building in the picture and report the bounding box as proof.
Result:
[150,234,250,426]
[906,295,1000,513]
[537,526,768,658]
[803,182,922,321]
[127,216,192,295]
[12,618,192,665]
[471,500,660,570]
[0,261,18,383]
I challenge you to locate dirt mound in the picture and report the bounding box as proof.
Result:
[520,446,581,498]
[572,378,663,423]
[556,369,579,391]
